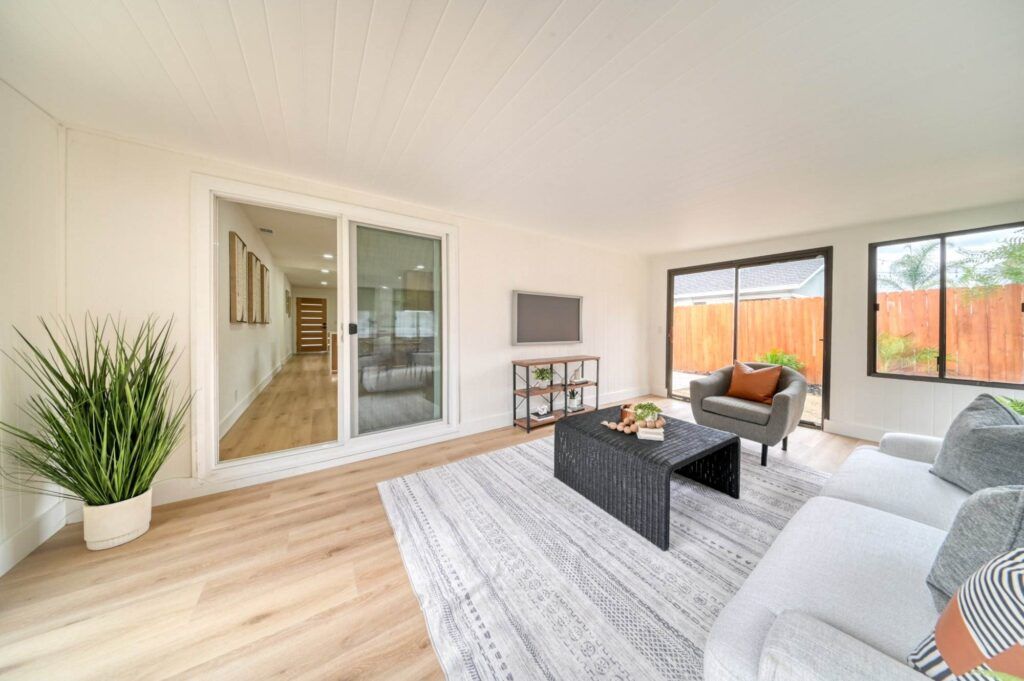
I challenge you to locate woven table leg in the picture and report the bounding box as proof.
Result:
[676,440,741,499]
[555,426,670,549]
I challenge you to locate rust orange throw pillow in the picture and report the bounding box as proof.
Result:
[725,362,781,404]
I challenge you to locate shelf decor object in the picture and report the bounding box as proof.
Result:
[247,251,263,324]
[512,355,600,432]
[260,263,270,324]
[228,231,247,323]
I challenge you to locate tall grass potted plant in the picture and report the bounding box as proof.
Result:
[0,317,190,550]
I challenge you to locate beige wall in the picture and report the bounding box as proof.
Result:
[217,200,293,434]
[64,128,650,488]
[648,201,1024,440]
[0,83,66,573]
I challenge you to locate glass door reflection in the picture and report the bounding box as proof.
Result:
[352,224,442,435]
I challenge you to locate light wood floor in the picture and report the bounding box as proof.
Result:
[0,396,872,680]
[219,353,338,461]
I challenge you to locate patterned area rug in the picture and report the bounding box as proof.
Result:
[379,437,828,680]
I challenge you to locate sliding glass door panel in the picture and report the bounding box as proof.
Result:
[737,257,826,426]
[352,224,442,435]
[216,198,340,462]
[669,267,736,399]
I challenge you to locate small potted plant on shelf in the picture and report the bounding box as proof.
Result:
[0,316,191,550]
[532,366,553,388]
[566,388,582,411]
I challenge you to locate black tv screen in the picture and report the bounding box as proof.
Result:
[513,292,582,344]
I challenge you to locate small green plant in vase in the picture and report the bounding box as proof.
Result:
[633,402,663,427]
[566,388,582,411]
[532,366,553,388]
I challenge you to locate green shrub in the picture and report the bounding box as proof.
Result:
[756,349,805,372]
[0,316,191,506]
[876,332,938,373]
[997,396,1024,417]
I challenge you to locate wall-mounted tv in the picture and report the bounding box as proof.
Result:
[512,291,582,345]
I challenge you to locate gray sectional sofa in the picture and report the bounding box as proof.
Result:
[705,432,964,681]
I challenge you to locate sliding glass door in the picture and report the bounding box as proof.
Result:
[669,267,736,399]
[668,249,831,426]
[351,223,443,435]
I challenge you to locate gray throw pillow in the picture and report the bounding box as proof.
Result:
[926,485,1024,611]
[931,394,1024,493]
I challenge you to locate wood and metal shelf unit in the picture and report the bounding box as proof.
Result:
[512,355,600,432]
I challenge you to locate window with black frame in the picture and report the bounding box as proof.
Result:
[869,222,1024,387]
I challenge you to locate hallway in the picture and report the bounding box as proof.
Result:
[219,353,338,461]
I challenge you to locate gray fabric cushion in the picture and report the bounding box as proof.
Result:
[931,394,1024,492]
[704,496,944,681]
[878,432,945,464]
[821,447,969,530]
[759,611,925,681]
[926,485,1024,611]
[703,395,773,425]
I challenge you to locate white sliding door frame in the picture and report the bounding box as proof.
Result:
[190,174,460,485]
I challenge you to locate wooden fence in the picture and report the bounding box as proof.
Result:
[878,284,1024,382]
[672,297,825,384]
[672,284,1024,386]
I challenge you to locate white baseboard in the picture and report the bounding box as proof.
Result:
[64,386,653,521]
[823,418,883,442]
[0,499,66,576]
[219,361,286,436]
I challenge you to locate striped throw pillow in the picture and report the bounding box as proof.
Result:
[908,548,1024,680]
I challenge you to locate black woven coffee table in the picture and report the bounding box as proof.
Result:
[554,406,740,550]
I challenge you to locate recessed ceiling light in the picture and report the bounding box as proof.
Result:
[323,253,334,259]
[382,285,389,290]
[320,281,328,285]
[415,264,425,270]
[320,268,329,273]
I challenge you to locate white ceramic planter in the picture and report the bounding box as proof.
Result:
[82,489,153,550]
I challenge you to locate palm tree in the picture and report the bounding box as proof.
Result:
[955,227,1024,288]
[878,242,940,291]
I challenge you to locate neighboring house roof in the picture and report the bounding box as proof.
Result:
[675,259,823,298]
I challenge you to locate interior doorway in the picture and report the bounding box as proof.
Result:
[666,248,832,427]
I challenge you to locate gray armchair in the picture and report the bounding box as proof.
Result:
[689,363,807,466]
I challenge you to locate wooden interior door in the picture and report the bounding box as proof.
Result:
[295,297,328,352]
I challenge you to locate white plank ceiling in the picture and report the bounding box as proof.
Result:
[1,0,1022,252]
